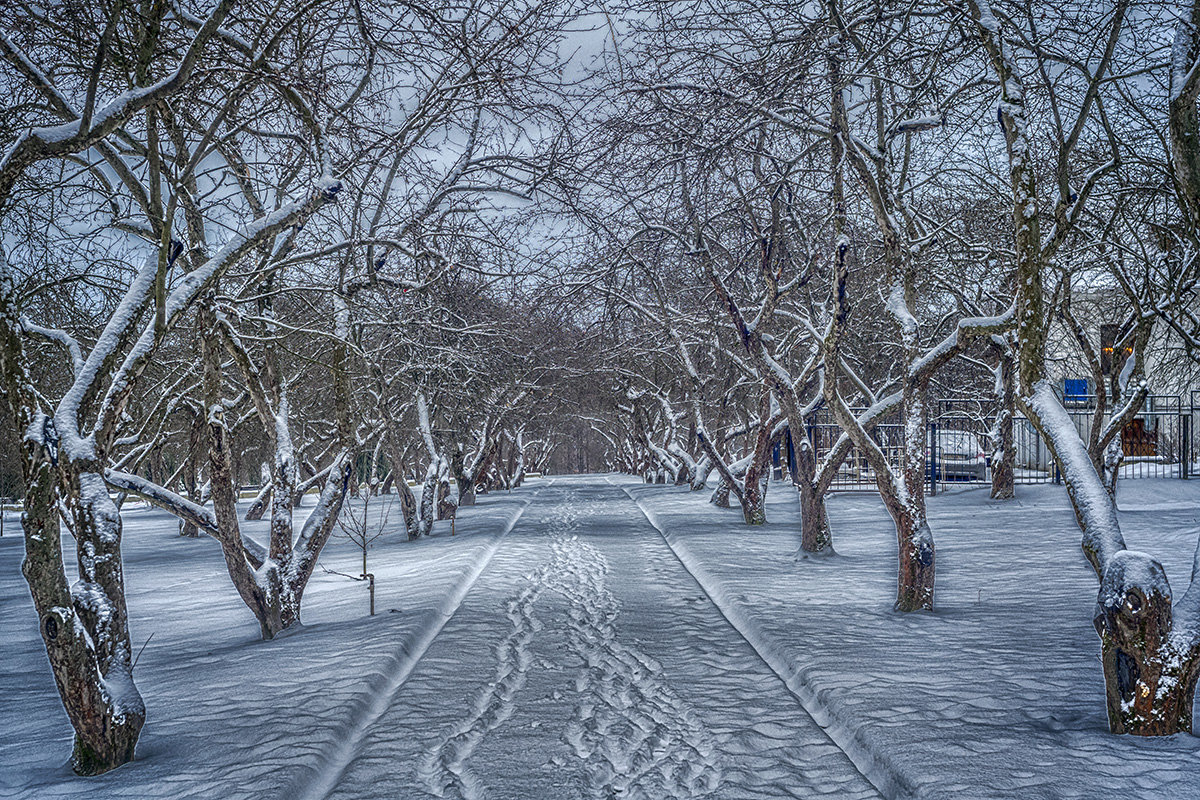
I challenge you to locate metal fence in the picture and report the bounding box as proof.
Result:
[780,393,1196,493]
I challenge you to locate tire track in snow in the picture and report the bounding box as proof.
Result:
[288,483,548,800]
[616,480,893,800]
[551,497,722,800]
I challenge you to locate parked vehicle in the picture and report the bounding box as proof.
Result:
[928,430,987,482]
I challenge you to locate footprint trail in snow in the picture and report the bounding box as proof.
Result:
[553,522,722,799]
[421,493,719,799]
[419,555,550,798]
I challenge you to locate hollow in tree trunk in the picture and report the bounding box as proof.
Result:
[1094,553,1200,734]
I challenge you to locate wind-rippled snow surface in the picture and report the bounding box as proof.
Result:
[3,475,1199,798]
[625,476,1200,799]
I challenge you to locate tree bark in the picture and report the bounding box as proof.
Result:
[990,343,1017,500]
[793,440,833,555]
[689,455,709,491]
[398,475,419,540]
[419,461,437,537]
[1,275,145,774]
[881,491,935,612]
[741,419,776,526]
[710,477,731,508]
[1094,555,1200,734]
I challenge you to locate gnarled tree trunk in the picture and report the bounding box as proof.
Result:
[1,271,145,775]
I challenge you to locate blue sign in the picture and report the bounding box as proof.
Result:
[1064,378,1088,403]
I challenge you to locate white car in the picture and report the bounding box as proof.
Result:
[928,430,988,482]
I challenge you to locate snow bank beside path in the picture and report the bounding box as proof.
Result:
[622,476,1200,799]
[0,484,542,800]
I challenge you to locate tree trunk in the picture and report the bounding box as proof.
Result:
[740,468,768,525]
[450,447,471,506]
[200,297,290,640]
[397,474,419,540]
[689,456,709,491]
[511,445,526,488]
[1094,558,1200,734]
[30,461,146,774]
[419,462,437,537]
[710,476,731,507]
[740,410,777,526]
[794,442,833,555]
[381,425,418,539]
[990,346,1017,500]
[1,278,146,774]
[890,380,936,611]
[278,450,354,630]
[881,493,936,612]
[437,474,457,520]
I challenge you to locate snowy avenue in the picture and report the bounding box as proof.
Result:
[6,0,1200,796]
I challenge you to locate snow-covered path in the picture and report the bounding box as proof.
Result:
[300,477,880,800]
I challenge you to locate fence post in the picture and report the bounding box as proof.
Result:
[929,422,938,496]
[785,429,797,483]
[1183,411,1191,480]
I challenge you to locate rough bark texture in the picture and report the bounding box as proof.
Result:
[1094,561,1200,734]
[895,381,935,612]
[990,345,1017,500]
[794,442,833,555]
[451,447,476,507]
[436,474,457,520]
[710,477,731,508]
[419,462,437,537]
[1,272,145,775]
[881,492,936,613]
[398,476,419,539]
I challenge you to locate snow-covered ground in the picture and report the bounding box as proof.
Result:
[625,475,1200,799]
[2,475,1199,798]
[0,485,539,799]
